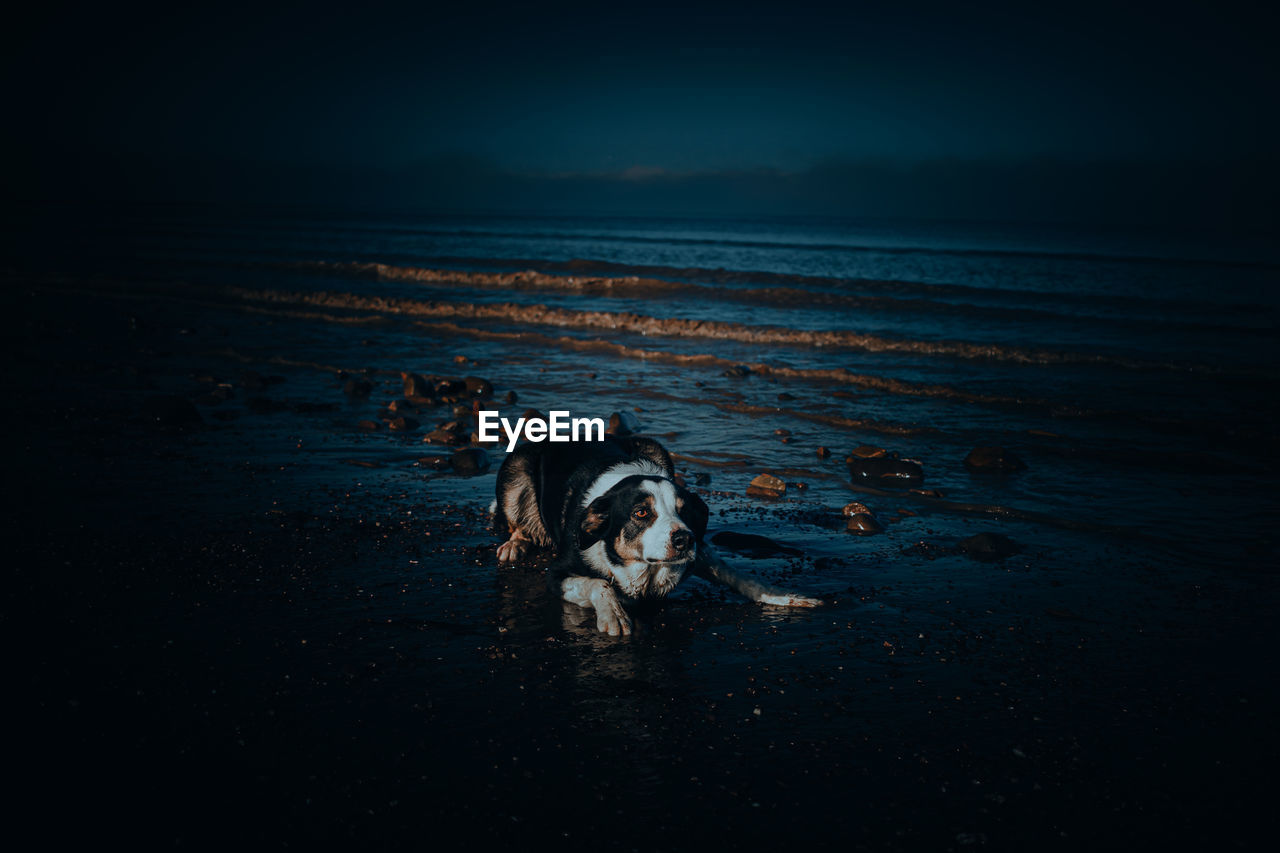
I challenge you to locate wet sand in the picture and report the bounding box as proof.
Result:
[8,273,1277,850]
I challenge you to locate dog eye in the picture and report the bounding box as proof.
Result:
[632,507,649,519]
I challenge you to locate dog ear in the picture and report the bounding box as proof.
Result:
[579,494,614,549]
[679,488,710,541]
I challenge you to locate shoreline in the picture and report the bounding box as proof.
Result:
[9,264,1276,849]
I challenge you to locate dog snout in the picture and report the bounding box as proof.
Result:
[671,528,693,552]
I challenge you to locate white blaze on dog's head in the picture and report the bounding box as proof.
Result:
[636,478,692,562]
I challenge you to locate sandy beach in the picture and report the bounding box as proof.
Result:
[8,214,1276,850]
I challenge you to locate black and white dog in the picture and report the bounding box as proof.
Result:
[494,435,821,635]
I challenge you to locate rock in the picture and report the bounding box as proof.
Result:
[417,455,452,471]
[722,364,752,378]
[405,395,436,408]
[846,514,884,535]
[964,446,1027,473]
[774,428,791,436]
[401,371,431,398]
[777,392,796,401]
[142,395,203,429]
[450,448,490,475]
[387,399,414,413]
[746,473,786,498]
[356,420,381,431]
[504,390,518,404]
[693,472,712,486]
[608,411,642,436]
[387,416,419,432]
[816,446,831,458]
[957,532,1022,562]
[343,378,372,396]
[841,501,873,517]
[463,376,493,398]
[911,488,946,498]
[831,390,858,400]
[848,456,925,487]
[710,531,803,557]
[433,378,467,397]
[453,355,470,364]
[423,425,468,445]
[847,445,887,460]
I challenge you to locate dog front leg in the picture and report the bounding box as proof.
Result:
[695,547,822,607]
[560,576,633,636]
[497,529,534,563]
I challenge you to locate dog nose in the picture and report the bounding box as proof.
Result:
[671,529,693,552]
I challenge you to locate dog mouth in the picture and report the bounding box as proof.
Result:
[619,561,690,600]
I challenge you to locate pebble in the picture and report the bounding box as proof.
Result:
[609,411,642,435]
[848,456,925,487]
[746,473,786,498]
[964,446,1027,473]
[401,371,431,398]
[846,514,884,535]
[957,532,1022,561]
[423,426,468,445]
[463,376,493,398]
[387,416,419,432]
[816,446,831,458]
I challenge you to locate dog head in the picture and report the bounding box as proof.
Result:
[578,475,709,600]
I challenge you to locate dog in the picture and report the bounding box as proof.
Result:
[494,435,821,635]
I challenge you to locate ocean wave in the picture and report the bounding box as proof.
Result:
[279,259,1274,333]
[233,281,1252,375]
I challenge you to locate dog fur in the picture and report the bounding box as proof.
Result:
[494,435,821,635]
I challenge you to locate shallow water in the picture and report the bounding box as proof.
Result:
[7,204,1278,848]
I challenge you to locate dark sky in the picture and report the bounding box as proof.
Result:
[6,0,1278,225]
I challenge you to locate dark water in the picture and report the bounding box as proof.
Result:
[8,203,1279,848]
[15,204,1279,561]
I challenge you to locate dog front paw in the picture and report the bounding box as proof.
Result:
[590,584,633,636]
[496,538,529,563]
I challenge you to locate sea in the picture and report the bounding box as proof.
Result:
[13,205,1279,565]
[8,203,1280,846]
